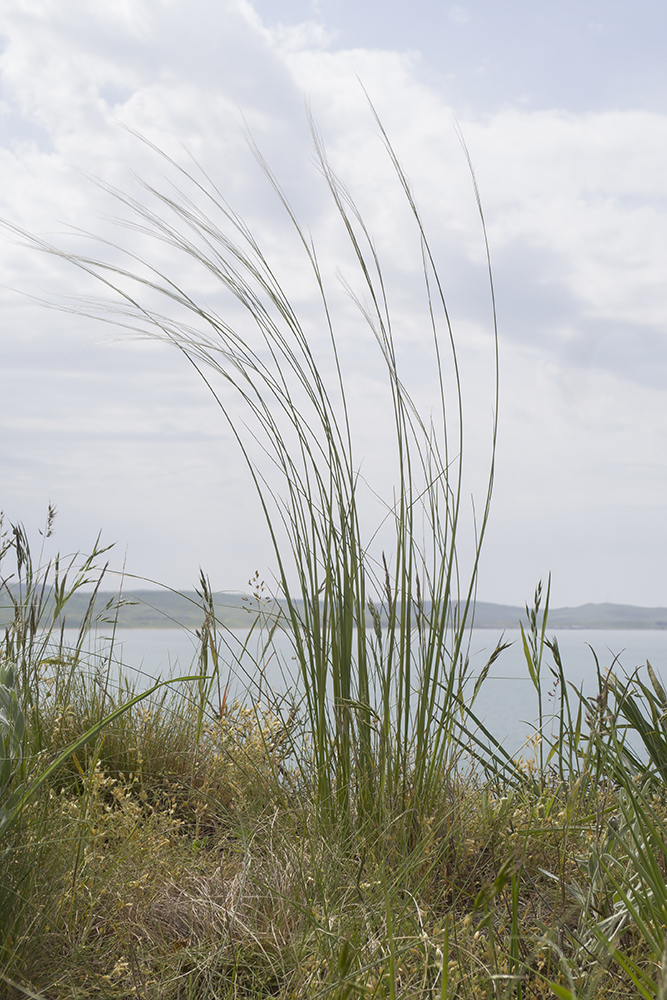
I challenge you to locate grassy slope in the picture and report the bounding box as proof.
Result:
[2,580,667,999]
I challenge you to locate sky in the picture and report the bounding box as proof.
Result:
[1,0,667,608]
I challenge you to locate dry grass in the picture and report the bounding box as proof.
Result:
[0,716,652,998]
[0,581,659,998]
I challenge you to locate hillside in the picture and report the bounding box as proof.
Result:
[3,591,667,629]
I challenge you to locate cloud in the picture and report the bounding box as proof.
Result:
[1,0,666,603]
[449,6,471,26]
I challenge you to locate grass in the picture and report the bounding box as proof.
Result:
[3,110,667,997]
[2,531,667,998]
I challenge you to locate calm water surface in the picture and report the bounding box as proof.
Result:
[60,627,667,758]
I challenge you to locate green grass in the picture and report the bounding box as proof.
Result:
[3,110,667,997]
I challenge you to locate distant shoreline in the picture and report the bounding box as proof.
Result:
[3,590,667,630]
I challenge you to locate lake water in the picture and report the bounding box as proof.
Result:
[58,626,667,759]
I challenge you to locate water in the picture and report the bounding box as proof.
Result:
[57,626,667,759]
[464,629,667,758]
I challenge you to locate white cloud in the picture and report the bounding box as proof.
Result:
[266,18,337,52]
[449,6,471,26]
[1,0,666,603]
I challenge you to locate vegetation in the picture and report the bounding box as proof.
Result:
[3,114,667,997]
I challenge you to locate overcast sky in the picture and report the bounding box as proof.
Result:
[1,0,667,608]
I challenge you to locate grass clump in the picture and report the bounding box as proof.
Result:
[3,111,667,997]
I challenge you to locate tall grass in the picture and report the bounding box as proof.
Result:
[14,111,501,847]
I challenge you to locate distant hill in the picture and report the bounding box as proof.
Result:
[0,589,271,630]
[471,601,667,630]
[2,591,667,630]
